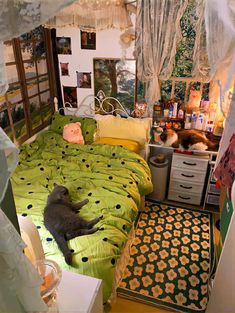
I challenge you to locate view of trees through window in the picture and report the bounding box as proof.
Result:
[0,26,54,144]
[161,0,209,103]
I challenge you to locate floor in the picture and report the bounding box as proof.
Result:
[107,297,175,313]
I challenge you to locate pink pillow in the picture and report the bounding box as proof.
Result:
[63,122,84,144]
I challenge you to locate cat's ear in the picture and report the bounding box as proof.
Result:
[54,183,58,187]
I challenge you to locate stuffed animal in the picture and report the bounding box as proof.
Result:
[187,89,202,113]
[132,102,147,118]
[63,122,84,144]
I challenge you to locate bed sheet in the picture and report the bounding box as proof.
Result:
[11,130,153,302]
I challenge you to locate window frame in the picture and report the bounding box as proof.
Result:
[1,28,56,145]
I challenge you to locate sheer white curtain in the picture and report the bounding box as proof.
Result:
[135,0,188,104]
[0,128,19,204]
[45,0,132,32]
[0,129,47,312]
[192,0,210,81]
[0,0,76,96]
[0,209,48,313]
[205,0,235,163]
[205,0,235,118]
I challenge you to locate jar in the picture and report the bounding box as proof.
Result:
[154,102,162,117]
[153,127,163,145]
[34,259,62,312]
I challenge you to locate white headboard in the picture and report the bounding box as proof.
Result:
[54,90,132,118]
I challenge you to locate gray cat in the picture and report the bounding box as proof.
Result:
[44,183,102,265]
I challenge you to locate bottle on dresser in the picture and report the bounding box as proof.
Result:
[191,112,197,129]
[169,102,174,118]
[177,108,184,119]
[206,121,214,132]
[172,102,178,118]
[195,113,204,130]
[184,113,192,129]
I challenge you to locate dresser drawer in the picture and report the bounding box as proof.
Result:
[169,179,204,195]
[206,194,220,205]
[168,189,202,205]
[170,167,206,183]
[172,154,209,171]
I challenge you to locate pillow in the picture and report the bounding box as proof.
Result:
[95,115,151,148]
[63,122,84,144]
[94,137,140,153]
[50,113,97,144]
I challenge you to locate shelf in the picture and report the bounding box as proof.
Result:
[148,143,218,156]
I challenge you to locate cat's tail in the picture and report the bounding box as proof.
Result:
[50,230,72,265]
[207,140,220,151]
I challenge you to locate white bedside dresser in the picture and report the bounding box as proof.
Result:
[168,153,209,205]
[57,271,103,313]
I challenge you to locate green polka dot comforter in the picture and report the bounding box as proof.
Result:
[11,130,153,302]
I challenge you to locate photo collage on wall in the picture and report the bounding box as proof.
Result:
[56,37,72,54]
[63,86,77,108]
[60,62,69,76]
[76,72,92,88]
[57,31,96,108]
[80,31,96,50]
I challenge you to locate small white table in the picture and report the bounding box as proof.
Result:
[57,271,103,313]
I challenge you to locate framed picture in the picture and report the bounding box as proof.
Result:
[93,58,136,114]
[81,31,96,50]
[60,62,69,76]
[56,37,72,54]
[63,86,77,108]
[76,72,92,88]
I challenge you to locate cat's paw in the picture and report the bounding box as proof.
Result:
[65,253,72,265]
[83,199,89,204]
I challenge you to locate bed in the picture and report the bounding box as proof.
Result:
[11,98,153,303]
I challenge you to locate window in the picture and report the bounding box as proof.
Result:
[0,26,55,145]
[160,0,209,103]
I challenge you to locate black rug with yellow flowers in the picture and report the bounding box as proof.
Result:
[117,201,215,313]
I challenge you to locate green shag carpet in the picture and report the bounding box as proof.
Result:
[117,201,215,313]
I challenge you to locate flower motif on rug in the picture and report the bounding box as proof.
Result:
[117,202,214,313]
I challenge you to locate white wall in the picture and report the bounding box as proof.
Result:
[56,26,135,107]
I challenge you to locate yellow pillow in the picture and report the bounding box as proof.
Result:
[95,115,151,148]
[94,137,140,153]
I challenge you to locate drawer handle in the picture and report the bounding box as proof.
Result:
[178,195,191,200]
[180,184,192,189]
[183,161,197,166]
[181,173,195,178]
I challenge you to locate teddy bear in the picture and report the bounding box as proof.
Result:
[186,88,202,113]
[63,122,84,144]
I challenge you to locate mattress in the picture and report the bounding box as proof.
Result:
[11,129,153,302]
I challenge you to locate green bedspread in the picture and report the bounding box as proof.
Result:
[12,130,153,302]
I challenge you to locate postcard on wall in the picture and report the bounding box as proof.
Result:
[56,37,72,54]
[76,72,92,88]
[80,31,96,50]
[60,62,69,76]
[63,86,77,108]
